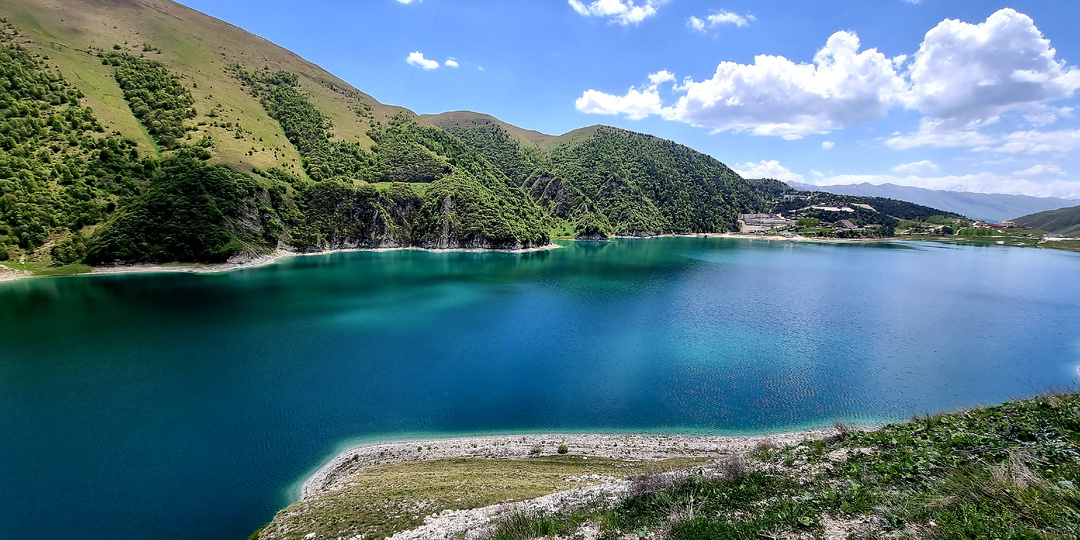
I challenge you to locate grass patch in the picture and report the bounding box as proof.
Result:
[460,392,1080,540]
[257,455,707,540]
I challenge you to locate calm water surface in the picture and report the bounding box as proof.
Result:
[1,238,1078,539]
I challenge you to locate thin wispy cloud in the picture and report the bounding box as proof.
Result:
[688,11,755,32]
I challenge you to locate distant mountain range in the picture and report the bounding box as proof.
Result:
[788,182,1078,223]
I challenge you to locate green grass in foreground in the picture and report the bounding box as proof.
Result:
[490,392,1080,540]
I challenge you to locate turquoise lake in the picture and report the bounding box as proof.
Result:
[2,238,1079,539]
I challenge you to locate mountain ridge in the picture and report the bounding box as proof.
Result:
[789,181,1078,223]
[1014,204,1080,237]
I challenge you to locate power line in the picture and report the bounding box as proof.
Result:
[403,0,447,108]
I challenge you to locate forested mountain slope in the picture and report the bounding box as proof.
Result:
[428,113,765,238]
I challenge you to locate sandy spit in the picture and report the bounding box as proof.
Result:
[300,430,830,500]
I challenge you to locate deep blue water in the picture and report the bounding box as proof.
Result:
[1,238,1078,539]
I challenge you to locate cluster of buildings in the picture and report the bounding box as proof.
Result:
[738,213,794,230]
[973,220,1018,228]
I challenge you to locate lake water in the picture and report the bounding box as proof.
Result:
[1,238,1078,539]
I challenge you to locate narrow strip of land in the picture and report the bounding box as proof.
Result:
[301,430,829,499]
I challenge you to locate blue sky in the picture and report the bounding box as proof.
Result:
[175,0,1080,199]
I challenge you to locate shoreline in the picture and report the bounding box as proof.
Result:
[4,232,1046,284]
[1,243,564,283]
[299,429,832,500]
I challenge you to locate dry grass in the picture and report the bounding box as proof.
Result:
[258,455,707,540]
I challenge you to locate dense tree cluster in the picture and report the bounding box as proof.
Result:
[103,52,196,149]
[86,151,292,263]
[439,122,546,188]
[231,66,550,250]
[231,67,372,181]
[0,27,156,259]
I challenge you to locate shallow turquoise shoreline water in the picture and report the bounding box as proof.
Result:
[1,238,1078,539]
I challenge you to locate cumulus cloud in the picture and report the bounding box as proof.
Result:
[406,51,440,70]
[578,8,1080,151]
[568,0,664,25]
[394,0,420,3]
[892,160,939,174]
[576,86,663,120]
[577,31,904,139]
[733,160,805,183]
[821,141,835,150]
[906,9,1080,125]
[444,57,459,68]
[688,11,754,32]
[821,172,1080,198]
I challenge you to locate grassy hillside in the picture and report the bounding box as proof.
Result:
[0,0,408,173]
[0,0,553,265]
[1016,204,1080,237]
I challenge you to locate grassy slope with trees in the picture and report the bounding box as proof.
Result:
[1015,204,1080,237]
[0,0,958,270]
[429,115,768,239]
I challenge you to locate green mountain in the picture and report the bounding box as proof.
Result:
[427,113,764,238]
[0,0,551,265]
[0,0,956,269]
[1015,204,1080,237]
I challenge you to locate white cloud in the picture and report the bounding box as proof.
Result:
[990,129,1080,154]
[886,118,995,149]
[577,7,1080,155]
[568,0,664,25]
[405,51,440,70]
[821,172,1080,198]
[444,57,459,68]
[892,160,939,174]
[688,11,754,32]
[733,160,805,183]
[821,141,834,150]
[394,0,420,3]
[1013,164,1065,177]
[648,70,675,85]
[576,87,663,120]
[577,31,905,139]
[906,8,1080,125]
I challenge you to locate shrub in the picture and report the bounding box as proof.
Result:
[0,244,8,261]
[557,444,568,454]
[529,444,542,457]
[628,464,674,498]
[719,454,749,480]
